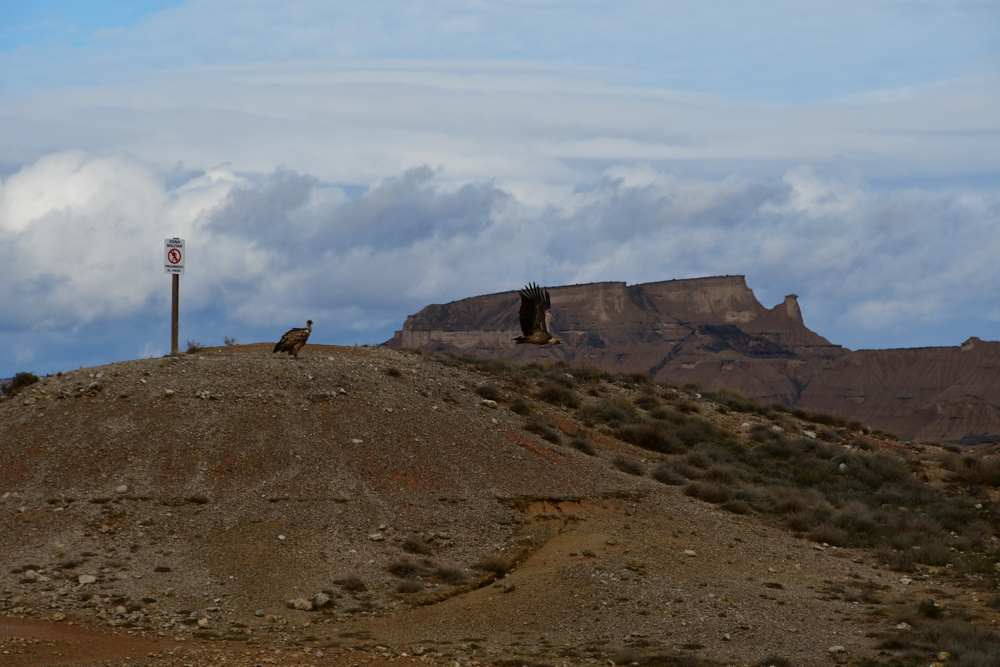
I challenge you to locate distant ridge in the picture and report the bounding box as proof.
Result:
[387,276,1000,445]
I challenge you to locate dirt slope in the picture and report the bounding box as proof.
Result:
[0,345,993,666]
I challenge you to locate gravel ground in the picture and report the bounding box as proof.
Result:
[0,344,991,666]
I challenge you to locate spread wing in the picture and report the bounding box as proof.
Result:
[518,283,551,335]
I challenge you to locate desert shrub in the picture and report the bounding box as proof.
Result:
[874,546,915,572]
[385,366,403,377]
[808,523,849,547]
[618,423,684,454]
[334,576,367,592]
[387,558,435,579]
[953,455,1000,487]
[917,598,944,619]
[475,384,503,401]
[702,464,742,485]
[509,398,531,415]
[651,465,685,486]
[684,482,732,504]
[434,565,467,585]
[566,364,612,382]
[774,487,828,515]
[524,415,562,443]
[634,393,660,411]
[865,450,912,482]
[792,407,848,427]
[613,455,646,476]
[223,336,238,346]
[834,501,876,534]
[648,406,686,424]
[853,435,876,451]
[185,340,205,353]
[912,542,953,567]
[818,426,848,442]
[674,418,731,447]
[401,536,433,555]
[536,381,580,408]
[784,511,814,532]
[720,499,752,515]
[813,440,846,460]
[658,456,702,481]
[474,555,511,577]
[9,371,40,395]
[565,431,595,457]
[396,580,423,594]
[673,398,701,414]
[625,372,652,385]
[683,449,712,469]
[579,396,641,427]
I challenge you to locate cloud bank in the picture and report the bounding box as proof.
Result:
[2,150,998,376]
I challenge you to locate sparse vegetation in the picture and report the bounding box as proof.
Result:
[401,536,433,555]
[475,383,503,401]
[9,371,40,395]
[334,576,367,592]
[612,455,645,476]
[185,340,205,353]
[385,366,403,377]
[474,555,511,577]
[524,415,562,443]
[223,336,238,346]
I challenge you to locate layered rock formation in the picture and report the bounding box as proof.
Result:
[386,276,1000,445]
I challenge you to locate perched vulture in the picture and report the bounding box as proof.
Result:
[514,283,561,345]
[273,319,312,358]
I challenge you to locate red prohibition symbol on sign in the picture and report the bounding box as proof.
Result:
[167,249,182,264]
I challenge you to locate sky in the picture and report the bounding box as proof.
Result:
[1,1,999,378]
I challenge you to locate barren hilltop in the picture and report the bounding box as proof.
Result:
[387,277,1000,446]
[4,344,1000,666]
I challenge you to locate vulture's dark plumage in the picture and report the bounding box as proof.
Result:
[514,283,560,345]
[273,319,312,358]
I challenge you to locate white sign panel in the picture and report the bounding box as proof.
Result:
[164,238,185,274]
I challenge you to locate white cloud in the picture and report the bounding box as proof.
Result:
[3,151,998,365]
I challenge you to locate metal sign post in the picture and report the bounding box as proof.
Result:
[164,238,185,355]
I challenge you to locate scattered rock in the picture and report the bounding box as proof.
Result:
[78,574,97,584]
[287,597,314,611]
[115,485,129,494]
[829,646,845,654]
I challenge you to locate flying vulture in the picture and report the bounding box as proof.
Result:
[514,283,561,345]
[273,319,312,358]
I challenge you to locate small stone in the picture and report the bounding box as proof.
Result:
[606,538,618,546]
[838,463,847,472]
[481,399,498,408]
[828,646,845,654]
[164,389,174,397]
[313,592,331,607]
[315,650,325,658]
[78,574,97,585]
[502,581,515,593]
[288,598,313,611]
[278,535,286,541]
[351,438,363,444]
[369,533,385,541]
[115,484,129,494]
[197,617,210,628]
[51,612,65,622]
[938,652,951,661]
[684,550,697,557]
[21,570,38,583]
[255,609,264,616]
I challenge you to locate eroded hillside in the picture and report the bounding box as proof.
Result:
[2,345,1000,667]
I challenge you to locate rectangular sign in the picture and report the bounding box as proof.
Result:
[164,238,185,274]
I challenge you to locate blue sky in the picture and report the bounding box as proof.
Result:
[1,1,999,377]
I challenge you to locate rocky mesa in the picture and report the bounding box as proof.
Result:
[386,276,1000,445]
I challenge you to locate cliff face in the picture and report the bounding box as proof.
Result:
[386,277,1000,445]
